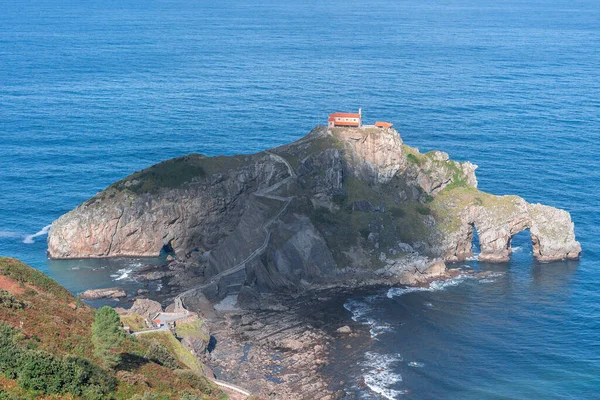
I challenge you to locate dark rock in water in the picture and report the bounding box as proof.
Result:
[137,288,149,295]
[79,287,126,300]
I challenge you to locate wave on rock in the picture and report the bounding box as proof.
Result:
[361,351,405,400]
[23,225,51,244]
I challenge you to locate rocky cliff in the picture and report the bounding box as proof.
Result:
[48,126,581,301]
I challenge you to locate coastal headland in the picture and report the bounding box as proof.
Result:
[44,124,582,398]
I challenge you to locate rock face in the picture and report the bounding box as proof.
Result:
[49,125,581,302]
[79,287,126,300]
[129,298,162,319]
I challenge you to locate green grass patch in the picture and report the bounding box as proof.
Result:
[120,314,149,332]
[105,153,249,195]
[138,332,203,373]
[175,319,209,342]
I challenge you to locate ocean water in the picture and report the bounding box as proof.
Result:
[1,0,599,398]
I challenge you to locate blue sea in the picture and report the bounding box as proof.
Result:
[1,0,599,398]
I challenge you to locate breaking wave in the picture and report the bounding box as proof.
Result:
[344,297,393,338]
[387,274,480,298]
[23,225,51,244]
[361,351,405,400]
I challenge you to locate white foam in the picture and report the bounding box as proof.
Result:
[343,298,392,338]
[387,275,478,299]
[23,225,51,244]
[408,361,425,368]
[156,283,163,292]
[511,246,523,253]
[362,351,404,400]
[0,231,21,238]
[111,267,134,281]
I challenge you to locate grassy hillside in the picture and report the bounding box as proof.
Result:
[0,257,227,400]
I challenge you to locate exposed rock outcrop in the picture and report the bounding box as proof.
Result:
[79,287,126,300]
[129,298,162,320]
[49,125,581,303]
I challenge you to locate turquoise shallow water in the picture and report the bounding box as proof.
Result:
[1,0,599,398]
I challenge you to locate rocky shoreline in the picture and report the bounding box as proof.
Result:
[191,268,494,399]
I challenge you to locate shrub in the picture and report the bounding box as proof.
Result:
[116,370,148,387]
[0,290,26,309]
[0,390,17,400]
[174,370,220,395]
[416,205,431,215]
[0,323,116,397]
[92,306,124,369]
[145,341,179,369]
[406,153,421,165]
[129,392,170,400]
[180,392,204,400]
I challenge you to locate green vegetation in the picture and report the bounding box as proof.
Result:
[139,331,203,372]
[0,323,116,398]
[120,313,149,332]
[416,205,431,215]
[173,370,226,399]
[0,291,26,310]
[92,306,125,369]
[0,258,227,399]
[0,258,74,302]
[175,319,209,342]
[431,185,522,234]
[406,153,421,165]
[145,341,179,370]
[100,153,249,196]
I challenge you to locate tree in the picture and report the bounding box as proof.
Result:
[91,306,124,369]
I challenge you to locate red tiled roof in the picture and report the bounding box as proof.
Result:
[375,121,393,128]
[329,112,361,118]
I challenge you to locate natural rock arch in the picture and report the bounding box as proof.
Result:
[447,200,581,263]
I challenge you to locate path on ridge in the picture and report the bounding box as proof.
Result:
[176,152,295,305]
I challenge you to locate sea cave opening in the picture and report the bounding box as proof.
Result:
[160,240,175,257]
[471,223,480,257]
[509,230,534,259]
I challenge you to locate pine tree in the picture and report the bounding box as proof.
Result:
[91,306,124,369]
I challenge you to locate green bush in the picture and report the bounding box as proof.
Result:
[0,323,116,397]
[180,392,204,400]
[0,390,17,400]
[0,290,26,309]
[406,153,421,165]
[416,205,431,215]
[129,392,170,400]
[92,306,125,369]
[174,370,220,395]
[145,341,179,369]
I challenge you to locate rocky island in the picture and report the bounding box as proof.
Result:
[45,124,581,399]
[48,125,581,297]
